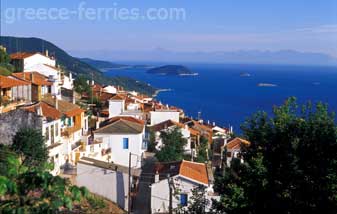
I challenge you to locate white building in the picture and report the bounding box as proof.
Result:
[21,101,65,175]
[103,85,117,94]
[108,95,125,118]
[93,116,147,168]
[10,52,56,71]
[76,157,141,212]
[150,110,180,126]
[222,137,251,167]
[151,160,218,213]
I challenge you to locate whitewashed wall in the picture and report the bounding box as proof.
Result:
[109,100,125,118]
[150,111,180,126]
[76,162,129,211]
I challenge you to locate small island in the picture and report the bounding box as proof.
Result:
[257,83,278,87]
[147,65,198,76]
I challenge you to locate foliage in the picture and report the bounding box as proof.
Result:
[0,48,10,64]
[213,97,337,214]
[155,128,187,162]
[74,75,91,95]
[195,136,209,163]
[0,144,106,213]
[11,128,49,169]
[147,130,157,152]
[176,185,210,214]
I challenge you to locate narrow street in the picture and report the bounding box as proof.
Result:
[133,153,156,214]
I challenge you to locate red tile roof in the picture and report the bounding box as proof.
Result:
[150,119,185,132]
[10,52,36,59]
[226,137,251,150]
[0,75,30,88]
[13,72,52,86]
[155,160,209,185]
[179,160,209,185]
[21,102,62,120]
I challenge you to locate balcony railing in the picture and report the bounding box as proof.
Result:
[61,125,81,137]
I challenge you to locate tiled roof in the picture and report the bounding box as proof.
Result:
[155,160,209,185]
[179,160,209,185]
[226,137,251,150]
[21,102,62,120]
[110,94,125,101]
[150,119,185,132]
[42,95,85,117]
[10,52,36,59]
[0,75,30,88]
[13,72,52,86]
[94,116,144,134]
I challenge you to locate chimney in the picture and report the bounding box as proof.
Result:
[155,171,159,183]
[92,80,94,86]
[54,96,58,109]
[213,122,216,126]
[46,49,49,57]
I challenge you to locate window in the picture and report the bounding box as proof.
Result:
[123,138,129,149]
[142,140,148,150]
[45,127,49,141]
[180,194,188,206]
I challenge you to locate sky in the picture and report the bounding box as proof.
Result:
[1,0,337,57]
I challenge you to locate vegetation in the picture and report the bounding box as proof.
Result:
[212,97,337,214]
[11,128,49,169]
[148,65,195,75]
[79,58,128,70]
[195,136,208,163]
[0,36,156,95]
[0,48,14,76]
[0,128,108,213]
[74,75,91,95]
[155,128,187,162]
[175,185,210,214]
[147,130,157,153]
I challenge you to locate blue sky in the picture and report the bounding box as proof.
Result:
[1,0,337,56]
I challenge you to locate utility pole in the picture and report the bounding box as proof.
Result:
[128,152,131,214]
[167,174,173,214]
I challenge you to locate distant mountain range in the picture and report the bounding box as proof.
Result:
[79,58,129,71]
[70,49,337,66]
[0,36,156,95]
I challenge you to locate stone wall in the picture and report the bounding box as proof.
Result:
[0,109,43,145]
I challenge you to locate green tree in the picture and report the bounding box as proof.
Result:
[156,128,187,162]
[186,185,210,214]
[147,129,157,152]
[213,97,337,214]
[195,136,208,163]
[11,128,49,169]
[0,48,14,76]
[74,75,91,95]
[0,48,10,64]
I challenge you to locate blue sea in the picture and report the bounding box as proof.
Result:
[105,64,337,132]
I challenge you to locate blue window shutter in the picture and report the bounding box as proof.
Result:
[180,194,188,206]
[123,138,129,149]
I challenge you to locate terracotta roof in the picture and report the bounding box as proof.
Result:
[226,137,251,150]
[155,160,209,185]
[95,116,144,134]
[179,160,209,185]
[10,52,36,59]
[13,72,52,86]
[92,84,103,92]
[110,94,125,101]
[150,119,185,132]
[0,75,30,88]
[42,95,85,117]
[21,102,62,120]
[189,127,200,136]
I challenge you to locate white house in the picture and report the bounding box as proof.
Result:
[222,137,251,167]
[93,116,147,168]
[21,101,64,175]
[10,52,56,72]
[151,160,218,213]
[103,85,117,94]
[108,95,125,118]
[150,110,180,126]
[76,157,141,212]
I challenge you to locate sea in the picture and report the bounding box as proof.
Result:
[104,63,337,133]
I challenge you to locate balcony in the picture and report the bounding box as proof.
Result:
[61,125,81,138]
[0,97,30,113]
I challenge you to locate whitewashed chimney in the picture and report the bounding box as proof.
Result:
[155,171,159,183]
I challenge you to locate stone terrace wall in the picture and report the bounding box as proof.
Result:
[0,109,43,145]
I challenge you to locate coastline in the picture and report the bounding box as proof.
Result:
[153,88,172,97]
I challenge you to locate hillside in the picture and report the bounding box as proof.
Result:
[0,36,156,95]
[79,58,129,71]
[148,65,197,76]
